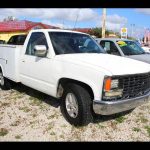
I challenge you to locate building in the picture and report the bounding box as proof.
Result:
[106,33,117,38]
[0,20,59,42]
[72,28,92,34]
[144,29,150,44]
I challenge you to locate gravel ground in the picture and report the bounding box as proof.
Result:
[0,84,150,141]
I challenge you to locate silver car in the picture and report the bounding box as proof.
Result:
[96,38,150,64]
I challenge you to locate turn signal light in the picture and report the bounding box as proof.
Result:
[104,78,111,91]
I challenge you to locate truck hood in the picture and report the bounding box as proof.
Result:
[55,53,150,76]
[127,54,150,64]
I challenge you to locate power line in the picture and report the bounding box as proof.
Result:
[73,9,80,29]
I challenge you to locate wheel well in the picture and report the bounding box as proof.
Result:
[57,78,94,100]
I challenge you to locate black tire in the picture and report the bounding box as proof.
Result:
[0,72,11,90]
[60,83,93,126]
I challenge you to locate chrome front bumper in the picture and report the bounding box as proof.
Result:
[93,92,150,115]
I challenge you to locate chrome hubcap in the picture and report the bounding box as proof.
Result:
[65,93,78,118]
[0,73,4,86]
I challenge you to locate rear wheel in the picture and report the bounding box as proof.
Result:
[60,83,93,126]
[0,72,11,90]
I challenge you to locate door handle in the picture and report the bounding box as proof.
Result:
[22,60,25,62]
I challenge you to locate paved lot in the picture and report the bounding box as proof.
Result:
[0,84,150,141]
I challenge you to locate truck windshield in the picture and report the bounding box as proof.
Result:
[49,32,105,55]
[117,40,145,55]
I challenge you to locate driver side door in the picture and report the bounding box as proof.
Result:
[20,32,55,95]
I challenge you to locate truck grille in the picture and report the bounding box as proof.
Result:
[113,72,150,100]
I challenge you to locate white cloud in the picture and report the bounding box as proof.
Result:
[106,14,127,31]
[41,20,72,29]
[0,8,98,22]
[135,9,150,15]
[106,14,127,24]
[96,14,128,31]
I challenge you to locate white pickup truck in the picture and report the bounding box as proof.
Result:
[0,29,150,126]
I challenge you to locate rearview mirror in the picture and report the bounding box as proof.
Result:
[34,45,47,57]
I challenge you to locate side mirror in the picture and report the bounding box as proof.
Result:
[104,47,107,51]
[104,47,111,53]
[34,45,47,57]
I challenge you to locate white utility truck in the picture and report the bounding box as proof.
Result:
[0,29,150,126]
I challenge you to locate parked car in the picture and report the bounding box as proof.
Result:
[0,40,6,44]
[97,38,150,64]
[7,34,27,45]
[0,29,150,126]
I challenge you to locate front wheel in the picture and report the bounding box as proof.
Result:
[60,83,93,126]
[0,72,11,90]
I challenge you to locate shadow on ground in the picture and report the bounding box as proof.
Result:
[11,83,132,124]
[12,83,61,108]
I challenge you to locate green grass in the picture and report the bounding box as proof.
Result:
[47,114,56,119]
[0,128,9,136]
[0,103,10,108]
[140,116,148,123]
[31,113,37,118]
[133,127,141,132]
[10,120,20,126]
[115,116,126,123]
[47,123,54,130]
[144,126,150,137]
[19,106,31,113]
[12,91,24,100]
[29,97,42,106]
[61,124,67,128]
[50,131,55,136]
[97,124,105,129]
[15,135,21,139]
[60,134,65,139]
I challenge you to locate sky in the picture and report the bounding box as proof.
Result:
[0,8,150,39]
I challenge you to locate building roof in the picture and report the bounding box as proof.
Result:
[0,20,59,32]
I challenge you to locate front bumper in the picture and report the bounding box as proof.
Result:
[93,92,150,115]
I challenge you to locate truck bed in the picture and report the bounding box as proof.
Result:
[0,44,22,82]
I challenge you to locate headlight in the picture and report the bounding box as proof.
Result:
[111,79,119,89]
[103,77,123,100]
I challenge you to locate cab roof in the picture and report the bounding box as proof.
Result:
[30,29,89,35]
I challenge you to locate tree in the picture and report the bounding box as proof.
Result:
[89,28,117,38]
[3,16,17,22]
[89,27,102,38]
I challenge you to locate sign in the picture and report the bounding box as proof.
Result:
[117,41,127,47]
[121,28,127,39]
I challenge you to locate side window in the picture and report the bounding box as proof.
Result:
[26,32,48,56]
[100,41,120,56]
[100,41,106,49]
[109,41,120,56]
[17,35,27,45]
[7,36,17,44]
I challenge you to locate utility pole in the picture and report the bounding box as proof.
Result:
[102,8,106,38]
[131,24,135,38]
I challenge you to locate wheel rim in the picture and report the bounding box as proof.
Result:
[65,93,78,118]
[0,73,4,86]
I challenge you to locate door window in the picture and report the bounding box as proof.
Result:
[26,32,48,56]
[100,41,120,56]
